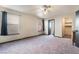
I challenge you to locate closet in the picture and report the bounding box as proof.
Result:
[63,17,72,38]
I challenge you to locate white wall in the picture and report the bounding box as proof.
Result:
[44,20,48,34]
[20,15,43,37]
[0,14,43,43]
[72,13,76,31]
[55,16,63,37]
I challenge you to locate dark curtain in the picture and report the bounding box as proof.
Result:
[1,11,8,35]
[42,19,44,32]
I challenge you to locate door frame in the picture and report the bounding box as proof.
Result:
[48,19,55,35]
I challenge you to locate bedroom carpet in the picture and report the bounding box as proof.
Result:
[0,35,79,54]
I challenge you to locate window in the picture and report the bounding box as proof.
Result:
[7,13,20,35]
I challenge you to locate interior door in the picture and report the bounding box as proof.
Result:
[48,20,55,35]
[48,20,51,35]
[75,10,79,47]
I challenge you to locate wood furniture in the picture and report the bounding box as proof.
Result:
[63,17,72,38]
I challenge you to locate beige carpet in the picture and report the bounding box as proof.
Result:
[0,35,79,54]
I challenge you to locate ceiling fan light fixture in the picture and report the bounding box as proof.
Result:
[41,5,52,15]
[43,9,48,15]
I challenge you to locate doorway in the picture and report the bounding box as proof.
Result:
[62,17,72,38]
[48,20,55,35]
[73,10,79,47]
